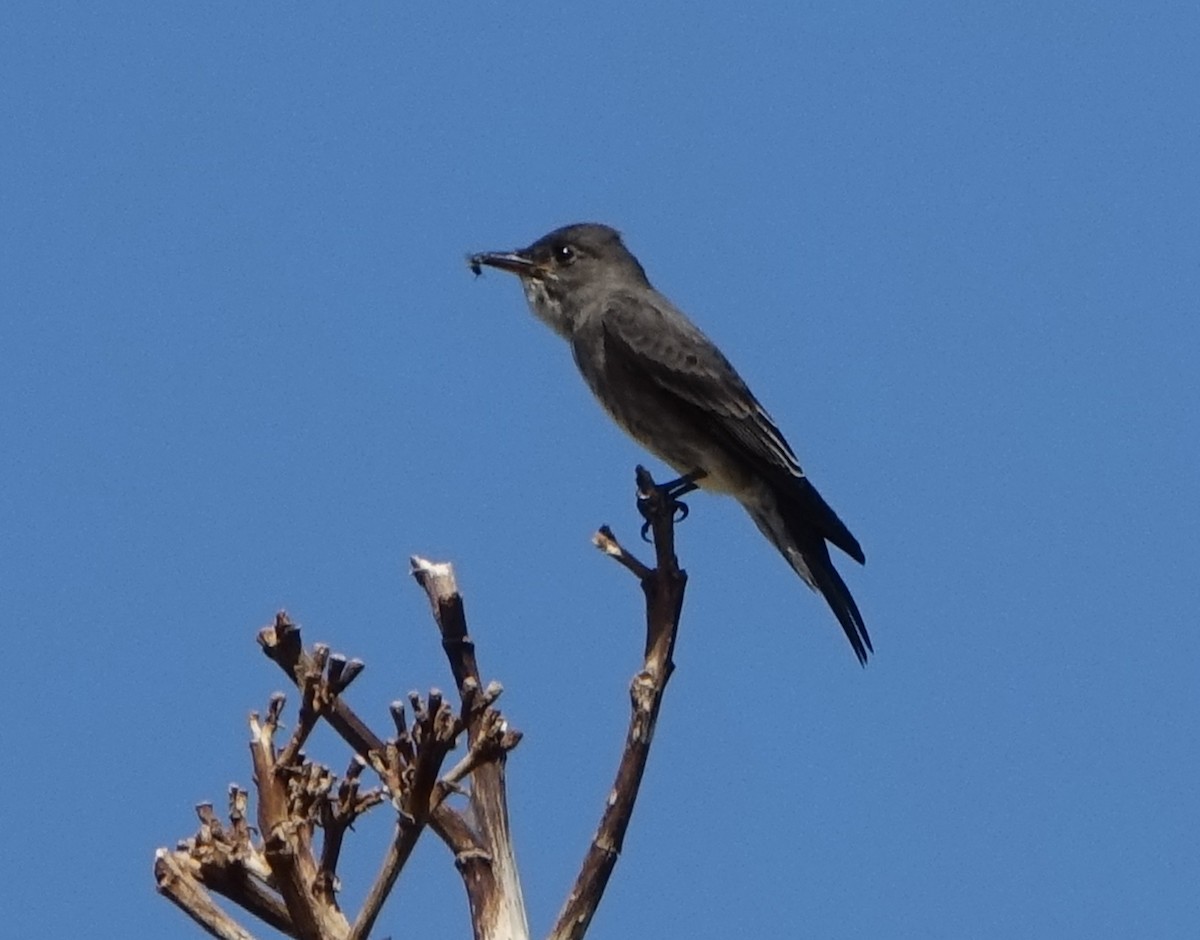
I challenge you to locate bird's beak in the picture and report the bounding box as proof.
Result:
[468,250,541,278]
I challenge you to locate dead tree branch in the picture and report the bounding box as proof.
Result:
[155,609,519,940]
[156,464,688,940]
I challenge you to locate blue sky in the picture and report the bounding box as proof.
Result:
[2,3,1198,938]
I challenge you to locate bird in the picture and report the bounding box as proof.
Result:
[469,223,871,665]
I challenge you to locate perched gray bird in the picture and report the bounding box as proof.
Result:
[469,223,871,664]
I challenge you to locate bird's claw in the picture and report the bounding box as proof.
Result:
[638,490,691,542]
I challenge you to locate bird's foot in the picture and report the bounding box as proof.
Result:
[636,469,705,542]
[639,499,690,542]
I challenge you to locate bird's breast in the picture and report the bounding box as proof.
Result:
[573,339,760,499]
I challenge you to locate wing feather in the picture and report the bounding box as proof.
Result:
[599,293,805,481]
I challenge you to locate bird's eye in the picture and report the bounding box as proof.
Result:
[554,244,576,265]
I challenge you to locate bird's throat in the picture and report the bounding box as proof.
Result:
[521,277,572,338]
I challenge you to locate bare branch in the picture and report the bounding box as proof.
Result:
[411,557,530,940]
[349,686,466,940]
[348,820,423,940]
[249,699,351,940]
[321,757,383,879]
[155,850,260,940]
[551,466,689,940]
[258,615,388,759]
[411,558,481,699]
[592,525,653,581]
[157,792,293,935]
[257,612,479,858]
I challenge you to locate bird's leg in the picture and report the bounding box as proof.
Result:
[638,469,706,542]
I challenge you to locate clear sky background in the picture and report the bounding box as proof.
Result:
[2,4,1198,938]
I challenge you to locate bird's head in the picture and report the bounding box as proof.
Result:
[469,223,649,337]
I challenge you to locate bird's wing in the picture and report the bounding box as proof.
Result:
[598,291,805,480]
[596,291,866,566]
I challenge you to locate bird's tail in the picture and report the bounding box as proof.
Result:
[744,483,872,665]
